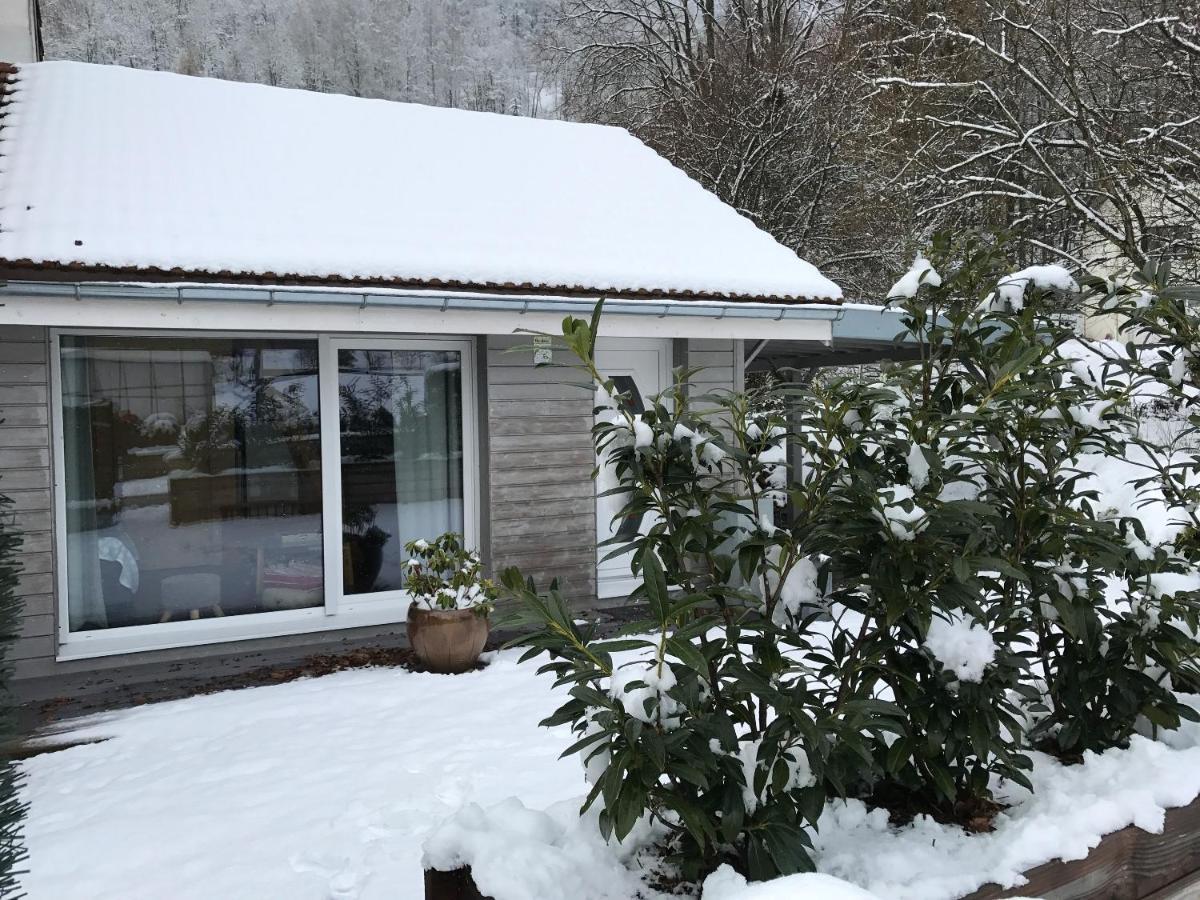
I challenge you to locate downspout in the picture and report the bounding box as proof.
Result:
[30,0,43,61]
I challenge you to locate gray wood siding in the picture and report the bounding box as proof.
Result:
[688,338,740,395]
[0,327,56,678]
[687,338,741,430]
[486,335,597,602]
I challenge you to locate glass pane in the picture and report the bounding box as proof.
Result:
[338,348,463,595]
[60,336,323,631]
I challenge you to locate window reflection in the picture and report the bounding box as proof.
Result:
[338,349,464,595]
[60,337,324,630]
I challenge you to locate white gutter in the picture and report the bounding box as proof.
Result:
[0,280,842,342]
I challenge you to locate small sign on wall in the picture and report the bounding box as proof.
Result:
[533,335,553,366]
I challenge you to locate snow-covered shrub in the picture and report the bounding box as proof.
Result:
[502,309,886,882]
[886,235,1199,756]
[404,533,496,614]
[501,239,1200,885]
[1088,265,1200,720]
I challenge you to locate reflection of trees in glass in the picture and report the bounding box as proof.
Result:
[176,346,320,473]
[338,374,425,461]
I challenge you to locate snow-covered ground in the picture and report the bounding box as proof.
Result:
[18,656,578,900]
[18,643,1200,900]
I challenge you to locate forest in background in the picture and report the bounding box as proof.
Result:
[40,0,1200,300]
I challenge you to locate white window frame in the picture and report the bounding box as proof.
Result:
[50,329,479,660]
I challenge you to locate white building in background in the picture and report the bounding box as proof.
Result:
[1076,192,1198,340]
[0,0,40,63]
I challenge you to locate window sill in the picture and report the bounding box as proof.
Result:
[55,598,410,661]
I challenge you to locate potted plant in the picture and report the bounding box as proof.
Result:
[404,533,495,674]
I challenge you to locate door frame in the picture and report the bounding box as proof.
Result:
[593,338,672,599]
[320,336,480,616]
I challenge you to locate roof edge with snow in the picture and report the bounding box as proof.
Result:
[0,62,843,305]
[0,258,838,305]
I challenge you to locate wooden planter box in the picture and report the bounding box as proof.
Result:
[426,797,1200,900]
[964,796,1200,900]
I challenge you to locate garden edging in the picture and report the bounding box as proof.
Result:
[963,794,1200,900]
[424,795,1200,900]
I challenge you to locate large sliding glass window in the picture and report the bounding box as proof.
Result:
[338,348,464,595]
[60,336,324,631]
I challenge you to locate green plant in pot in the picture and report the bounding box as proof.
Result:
[405,533,495,674]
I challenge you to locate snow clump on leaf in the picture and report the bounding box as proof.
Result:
[924,616,997,683]
[873,485,927,540]
[887,254,942,299]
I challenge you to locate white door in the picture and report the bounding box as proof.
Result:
[594,339,672,599]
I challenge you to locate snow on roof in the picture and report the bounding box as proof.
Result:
[0,62,842,303]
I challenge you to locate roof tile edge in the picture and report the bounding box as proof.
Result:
[0,260,844,306]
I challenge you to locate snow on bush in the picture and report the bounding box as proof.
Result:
[994,264,1079,310]
[403,532,496,612]
[923,616,996,683]
[499,234,1200,892]
[609,662,683,729]
[886,254,942,299]
[773,555,823,622]
[735,738,816,815]
[873,484,927,541]
[906,442,930,490]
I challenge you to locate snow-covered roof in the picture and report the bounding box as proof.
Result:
[0,61,841,303]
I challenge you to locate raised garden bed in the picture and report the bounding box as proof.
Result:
[425,795,1200,900]
[964,795,1200,900]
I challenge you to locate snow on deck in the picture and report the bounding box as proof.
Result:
[0,62,841,302]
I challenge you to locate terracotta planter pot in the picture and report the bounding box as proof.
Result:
[407,604,489,674]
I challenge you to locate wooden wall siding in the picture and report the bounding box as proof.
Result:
[0,327,56,677]
[688,338,740,400]
[687,338,741,432]
[486,335,597,602]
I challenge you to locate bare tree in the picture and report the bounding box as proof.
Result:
[552,0,917,298]
[873,0,1200,276]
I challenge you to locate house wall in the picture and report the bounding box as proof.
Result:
[689,338,744,401]
[0,326,55,679]
[1,326,744,685]
[485,335,597,601]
